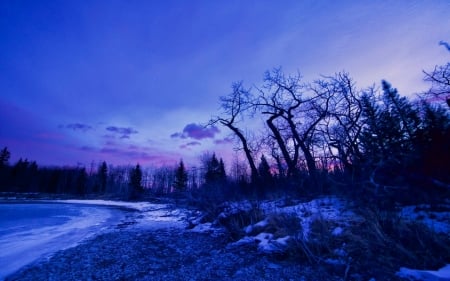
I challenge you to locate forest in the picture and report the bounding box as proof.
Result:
[1,61,449,205]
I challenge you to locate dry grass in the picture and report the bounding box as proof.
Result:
[340,208,450,278]
[216,203,265,241]
[277,207,450,279]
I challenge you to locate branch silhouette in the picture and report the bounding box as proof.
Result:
[439,40,450,52]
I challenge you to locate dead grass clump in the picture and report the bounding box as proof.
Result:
[260,213,302,238]
[343,208,450,277]
[217,205,265,241]
[286,215,346,265]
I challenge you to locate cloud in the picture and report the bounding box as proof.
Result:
[170,132,185,139]
[106,126,139,139]
[214,137,234,145]
[98,145,178,164]
[171,123,220,140]
[79,146,95,151]
[180,141,201,150]
[61,123,93,132]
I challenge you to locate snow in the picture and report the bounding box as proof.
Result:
[53,199,155,211]
[258,197,357,240]
[190,222,213,232]
[400,204,450,234]
[213,197,358,254]
[396,264,450,281]
[332,226,344,236]
[55,199,190,229]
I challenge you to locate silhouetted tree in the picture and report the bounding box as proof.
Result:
[256,68,330,180]
[257,154,274,195]
[414,102,450,185]
[211,82,259,181]
[129,163,143,199]
[204,153,226,185]
[98,161,108,193]
[0,147,11,168]
[76,168,87,196]
[423,62,450,108]
[174,160,188,192]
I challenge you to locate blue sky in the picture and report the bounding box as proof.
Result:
[0,0,449,167]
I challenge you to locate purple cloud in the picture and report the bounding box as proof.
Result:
[180,141,201,150]
[171,123,220,140]
[214,137,233,145]
[97,145,179,165]
[79,146,95,151]
[106,126,139,139]
[170,132,185,139]
[61,123,93,132]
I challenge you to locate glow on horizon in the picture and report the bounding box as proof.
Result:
[0,1,449,167]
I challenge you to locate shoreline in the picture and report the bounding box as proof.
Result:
[0,202,137,280]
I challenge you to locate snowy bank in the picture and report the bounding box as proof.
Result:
[396,264,450,281]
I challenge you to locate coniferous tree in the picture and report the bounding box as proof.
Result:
[98,161,108,193]
[258,155,272,182]
[0,147,11,168]
[174,160,188,191]
[76,168,87,196]
[415,102,450,184]
[257,154,274,196]
[0,147,11,189]
[129,164,143,198]
[204,153,227,185]
[218,158,227,182]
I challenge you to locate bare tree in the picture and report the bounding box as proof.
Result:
[312,73,365,176]
[423,63,450,108]
[256,68,329,179]
[210,82,259,181]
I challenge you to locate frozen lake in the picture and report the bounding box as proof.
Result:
[0,202,128,280]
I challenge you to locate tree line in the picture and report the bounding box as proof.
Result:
[0,148,230,199]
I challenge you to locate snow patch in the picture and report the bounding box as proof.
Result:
[53,199,155,211]
[190,222,214,233]
[400,205,450,234]
[396,264,450,281]
[332,226,344,236]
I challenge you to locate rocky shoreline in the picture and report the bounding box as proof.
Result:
[6,227,347,281]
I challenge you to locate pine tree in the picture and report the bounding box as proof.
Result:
[174,160,188,191]
[98,161,108,193]
[204,153,227,185]
[219,158,227,181]
[129,164,143,198]
[258,154,272,182]
[0,147,11,168]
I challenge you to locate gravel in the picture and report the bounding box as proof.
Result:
[6,227,345,281]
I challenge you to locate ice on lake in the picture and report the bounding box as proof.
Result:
[0,202,126,280]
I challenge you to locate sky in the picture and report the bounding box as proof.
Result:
[0,0,449,168]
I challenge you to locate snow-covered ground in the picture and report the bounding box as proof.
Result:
[188,197,450,280]
[2,198,449,280]
[396,264,450,281]
[53,199,191,229]
[400,204,450,234]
